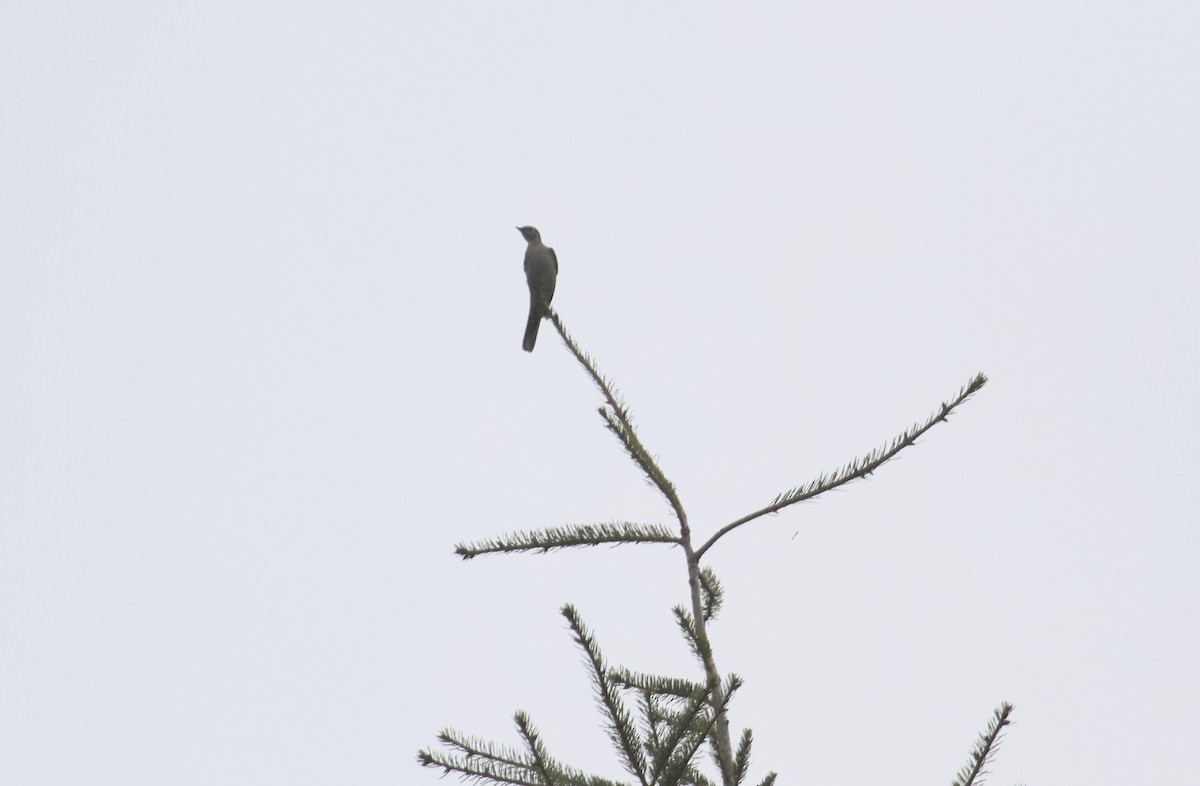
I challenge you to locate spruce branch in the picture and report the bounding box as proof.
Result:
[647,686,713,783]
[425,728,532,771]
[677,559,736,784]
[671,606,713,667]
[515,712,560,786]
[513,713,630,786]
[550,307,736,783]
[610,669,707,702]
[639,689,665,761]
[419,725,635,786]
[415,752,538,786]
[950,702,1014,786]
[423,303,995,786]
[698,567,724,622]
[731,729,752,786]
[695,372,987,560]
[456,522,679,559]
[562,604,650,786]
[548,310,688,530]
[657,676,742,786]
[417,728,540,786]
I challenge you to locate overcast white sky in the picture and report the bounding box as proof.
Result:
[2,2,1198,785]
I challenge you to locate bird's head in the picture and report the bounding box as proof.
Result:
[516,226,541,243]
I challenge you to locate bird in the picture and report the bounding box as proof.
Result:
[517,226,558,352]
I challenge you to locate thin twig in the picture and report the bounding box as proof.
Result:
[548,310,688,529]
[694,373,987,560]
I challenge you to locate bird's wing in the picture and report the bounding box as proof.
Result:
[549,247,558,275]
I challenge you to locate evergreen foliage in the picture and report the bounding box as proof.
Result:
[418,308,1009,785]
[951,703,1016,786]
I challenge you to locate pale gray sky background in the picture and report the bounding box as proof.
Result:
[2,2,1197,785]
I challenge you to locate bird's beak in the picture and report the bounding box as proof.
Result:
[515,226,522,232]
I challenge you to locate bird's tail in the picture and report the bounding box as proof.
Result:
[522,304,541,352]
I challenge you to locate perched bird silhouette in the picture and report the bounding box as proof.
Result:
[517,226,558,352]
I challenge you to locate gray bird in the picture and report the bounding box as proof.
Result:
[517,226,558,352]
